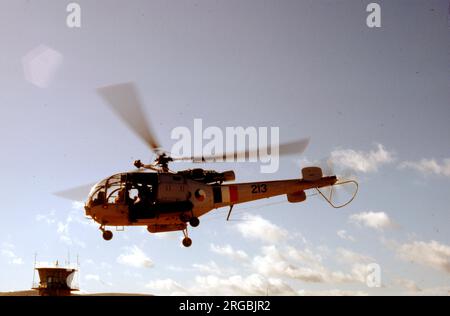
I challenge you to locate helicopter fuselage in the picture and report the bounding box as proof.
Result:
[84,168,337,236]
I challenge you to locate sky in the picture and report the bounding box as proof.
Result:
[0,0,449,295]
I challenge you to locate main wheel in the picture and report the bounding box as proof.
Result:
[189,217,200,227]
[182,237,192,247]
[102,230,113,241]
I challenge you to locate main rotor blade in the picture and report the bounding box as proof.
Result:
[97,82,162,153]
[54,183,96,201]
[172,138,310,162]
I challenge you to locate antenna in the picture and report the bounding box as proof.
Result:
[76,254,81,291]
[32,253,37,289]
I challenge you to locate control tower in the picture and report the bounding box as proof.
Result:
[32,260,79,296]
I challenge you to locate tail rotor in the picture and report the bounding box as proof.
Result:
[307,157,359,208]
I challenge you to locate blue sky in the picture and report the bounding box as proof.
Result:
[0,0,449,295]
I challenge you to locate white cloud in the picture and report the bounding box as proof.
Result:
[191,261,237,277]
[117,245,153,268]
[71,201,85,211]
[298,289,368,296]
[2,250,24,265]
[56,220,86,248]
[330,143,394,173]
[414,286,450,296]
[235,214,288,243]
[84,259,95,265]
[165,265,187,272]
[192,261,225,275]
[393,279,450,296]
[36,206,88,248]
[153,232,179,240]
[210,244,249,261]
[252,246,358,283]
[336,248,373,265]
[349,263,374,284]
[100,262,113,270]
[286,246,323,266]
[85,274,100,281]
[12,258,24,265]
[145,279,186,295]
[399,158,450,177]
[35,261,53,268]
[57,222,69,235]
[145,274,296,296]
[396,240,450,274]
[337,230,355,242]
[1,242,24,265]
[193,274,296,296]
[35,210,56,225]
[394,278,421,293]
[123,270,143,278]
[251,245,377,286]
[349,211,394,230]
[146,272,370,296]
[56,219,74,246]
[143,243,379,295]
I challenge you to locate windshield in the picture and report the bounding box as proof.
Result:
[87,173,126,206]
[87,172,159,206]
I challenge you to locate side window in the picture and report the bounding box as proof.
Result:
[129,188,139,200]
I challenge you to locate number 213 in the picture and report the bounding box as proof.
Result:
[251,184,267,193]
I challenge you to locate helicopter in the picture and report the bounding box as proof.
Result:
[58,83,358,247]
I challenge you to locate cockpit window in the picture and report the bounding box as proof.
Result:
[87,174,125,206]
[87,173,158,207]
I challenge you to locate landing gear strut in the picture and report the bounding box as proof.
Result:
[179,212,200,228]
[100,225,113,241]
[182,228,192,247]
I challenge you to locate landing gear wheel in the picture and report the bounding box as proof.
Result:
[189,217,200,227]
[182,237,192,247]
[102,230,113,241]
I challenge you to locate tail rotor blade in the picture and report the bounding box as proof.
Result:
[337,168,358,195]
[311,156,360,206]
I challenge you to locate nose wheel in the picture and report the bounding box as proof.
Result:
[182,237,192,247]
[182,228,192,247]
[100,225,113,241]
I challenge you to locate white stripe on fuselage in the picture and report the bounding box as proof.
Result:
[221,186,230,203]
